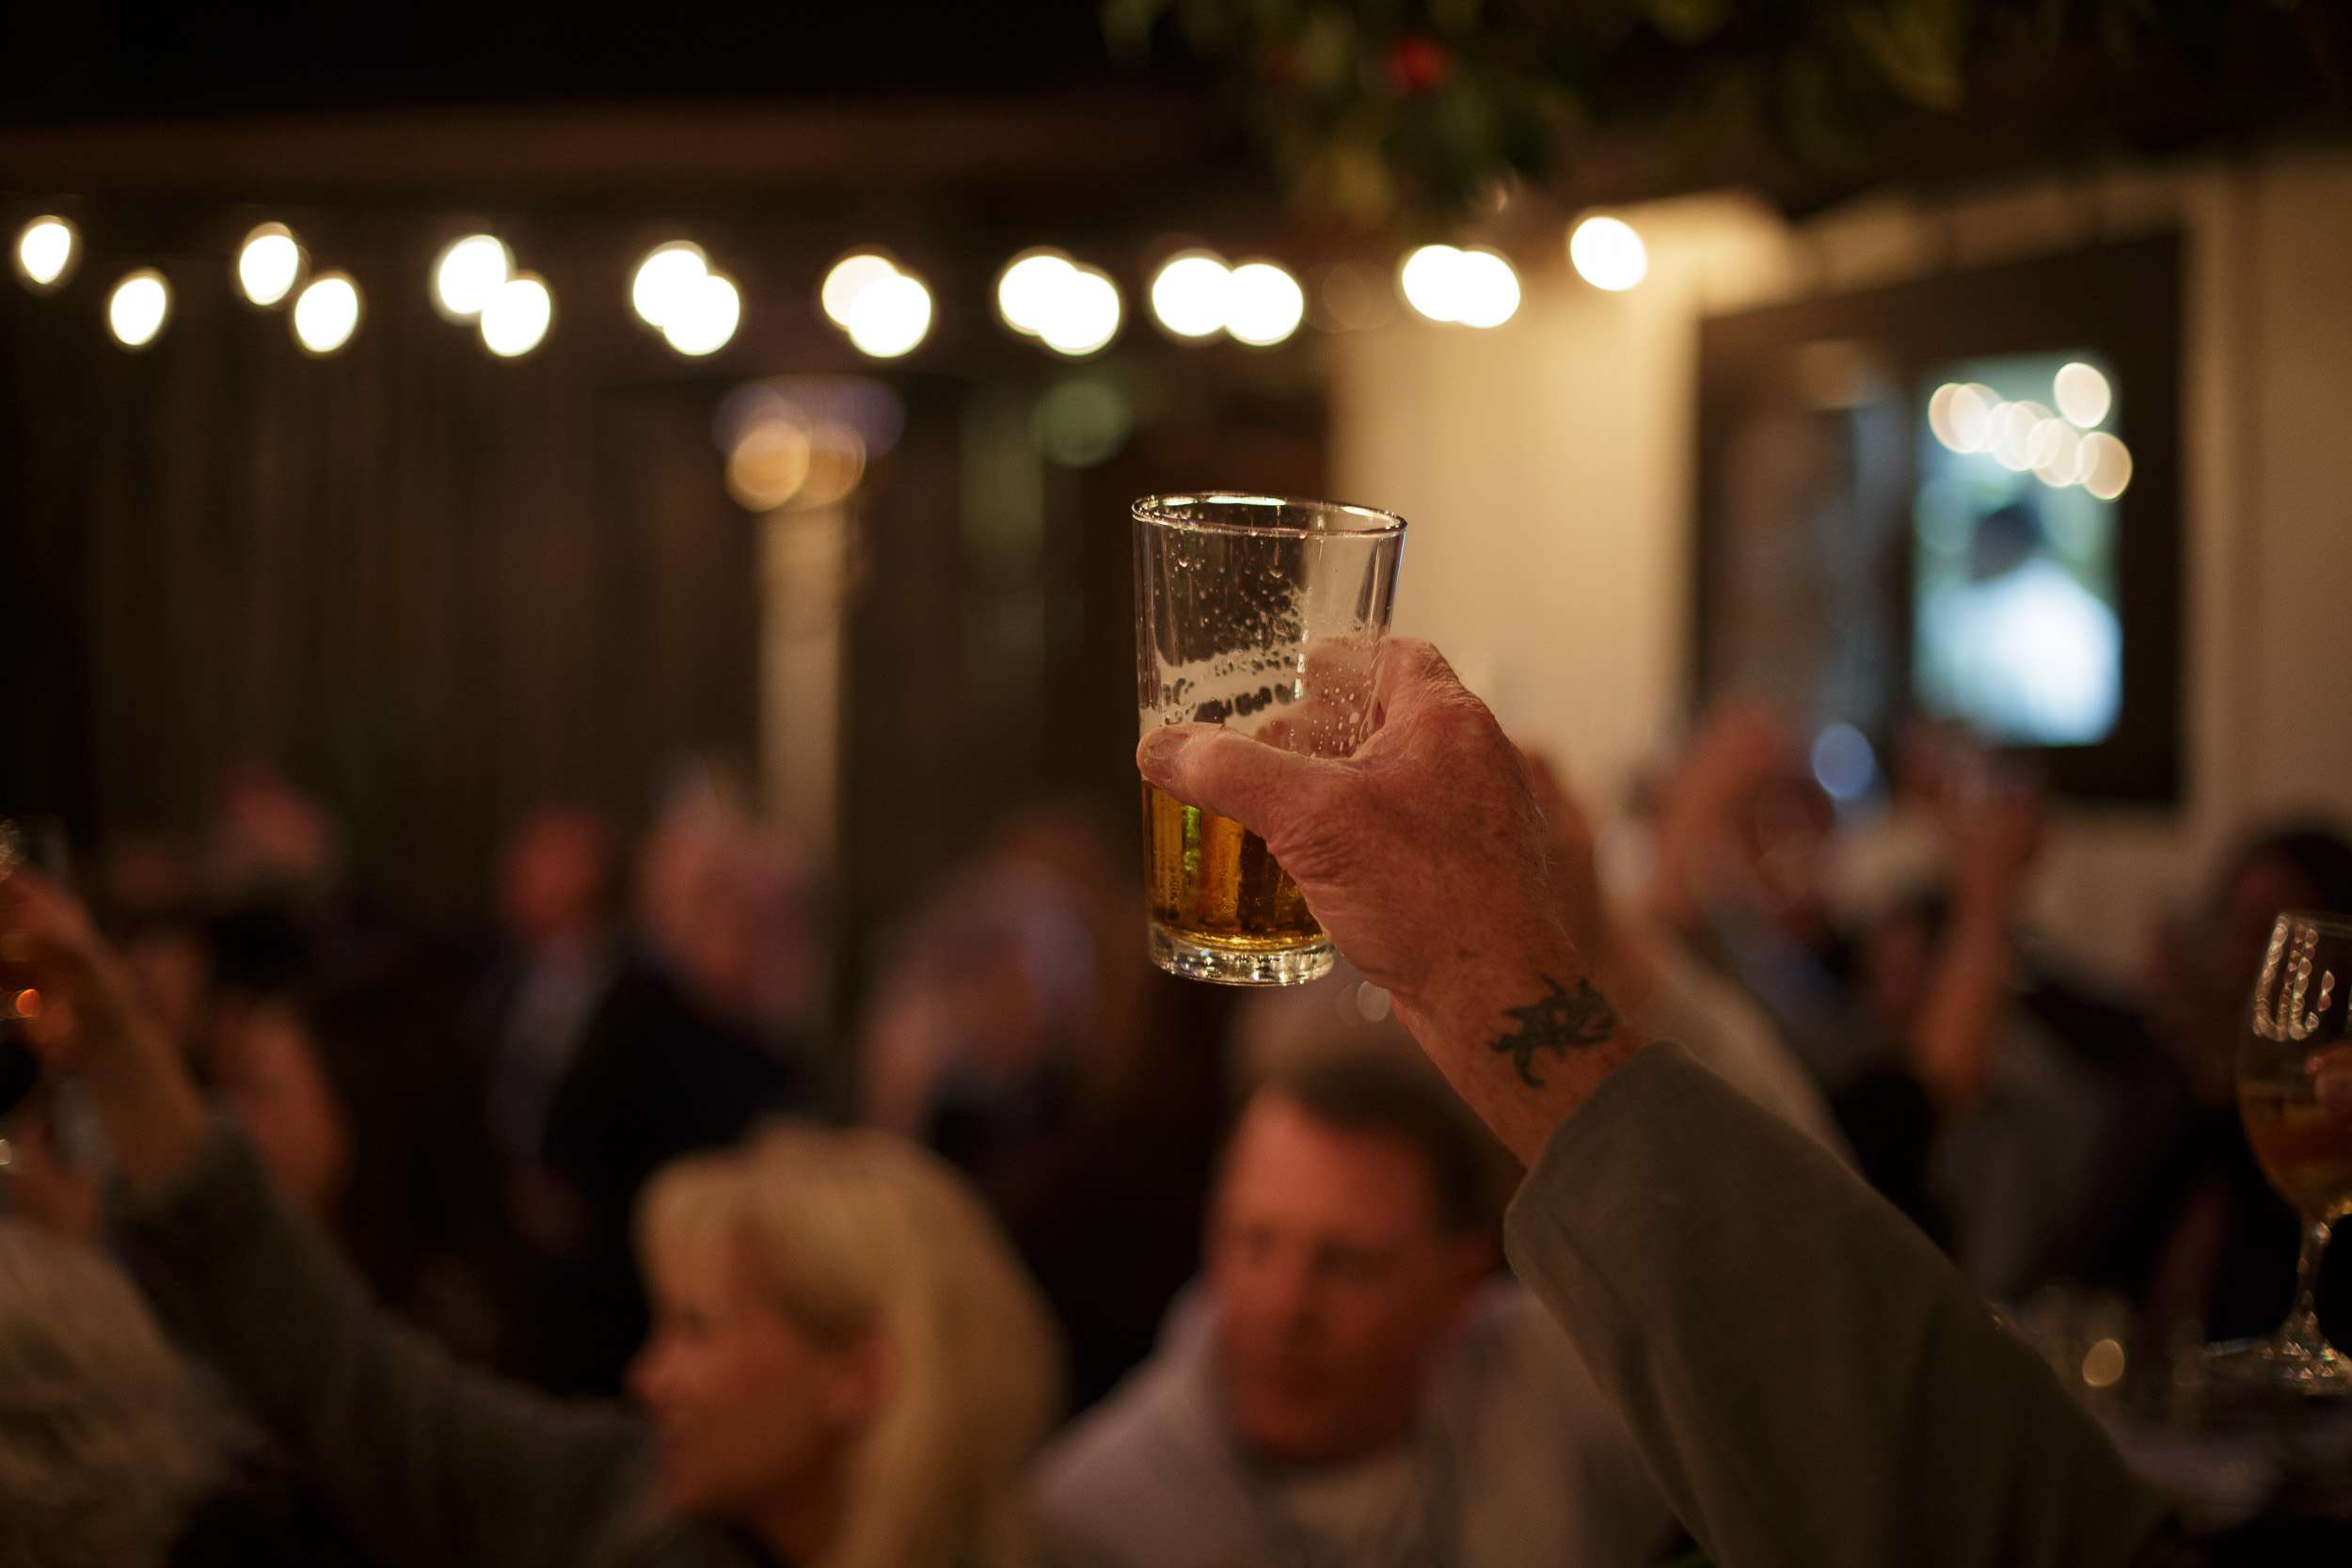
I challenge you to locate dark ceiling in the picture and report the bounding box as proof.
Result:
[0,0,1178,123]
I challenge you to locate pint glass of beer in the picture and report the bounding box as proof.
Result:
[1134,493,1405,986]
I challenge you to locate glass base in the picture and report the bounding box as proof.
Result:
[1149,924,1335,987]
[2205,1335,2352,1398]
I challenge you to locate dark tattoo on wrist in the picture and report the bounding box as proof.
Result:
[1489,974,1619,1088]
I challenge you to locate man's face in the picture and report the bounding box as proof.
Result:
[1208,1093,1491,1467]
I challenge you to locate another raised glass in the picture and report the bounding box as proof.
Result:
[1133,494,1404,986]
[2212,911,2352,1395]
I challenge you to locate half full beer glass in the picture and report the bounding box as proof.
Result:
[1134,494,1406,985]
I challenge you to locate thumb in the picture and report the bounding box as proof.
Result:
[1137,724,1330,843]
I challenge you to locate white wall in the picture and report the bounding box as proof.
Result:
[1327,152,2352,986]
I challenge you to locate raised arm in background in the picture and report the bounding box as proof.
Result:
[0,869,654,1568]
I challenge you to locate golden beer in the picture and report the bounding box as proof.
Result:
[1143,784,1319,950]
[1133,493,1402,985]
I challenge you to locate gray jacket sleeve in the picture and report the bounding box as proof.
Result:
[112,1125,659,1568]
[1502,1041,2189,1568]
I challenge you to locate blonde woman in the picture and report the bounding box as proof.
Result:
[0,865,1061,1568]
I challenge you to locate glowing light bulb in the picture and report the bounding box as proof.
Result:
[1399,245,1519,327]
[997,249,1077,336]
[1225,261,1305,346]
[1038,266,1121,356]
[1452,249,1519,327]
[479,274,552,357]
[1399,246,1463,323]
[1150,252,1231,340]
[1569,216,1646,292]
[238,223,303,307]
[2055,362,2112,428]
[845,271,931,358]
[433,234,511,321]
[291,273,360,355]
[821,252,898,327]
[632,241,709,330]
[15,215,78,291]
[107,268,170,348]
[660,273,739,356]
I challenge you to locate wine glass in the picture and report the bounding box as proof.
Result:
[2211,911,2352,1394]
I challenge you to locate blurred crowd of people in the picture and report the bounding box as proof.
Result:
[4,702,2350,1568]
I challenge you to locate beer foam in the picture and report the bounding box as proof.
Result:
[1143,633,1378,759]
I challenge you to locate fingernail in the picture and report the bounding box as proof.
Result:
[1136,727,1193,784]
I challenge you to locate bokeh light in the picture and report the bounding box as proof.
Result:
[997,249,1124,355]
[820,252,898,327]
[1313,260,1395,332]
[1928,382,1996,452]
[844,271,931,358]
[291,273,360,355]
[662,272,740,356]
[1225,261,1305,346]
[2028,418,2082,487]
[479,273,552,357]
[107,268,170,348]
[727,414,813,511]
[1032,379,1134,467]
[14,215,77,291]
[1987,400,2049,471]
[1149,252,1231,340]
[1040,267,1121,355]
[1399,245,1519,327]
[630,241,709,330]
[997,249,1076,336]
[1811,723,1877,801]
[2055,362,2112,428]
[792,421,866,510]
[433,234,510,321]
[1568,216,1647,292]
[237,223,303,307]
[2078,433,2133,500]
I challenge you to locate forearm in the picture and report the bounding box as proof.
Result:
[64,954,212,1195]
[1910,902,2011,1117]
[1391,927,1648,1165]
[1504,1041,2176,1568]
[116,1126,642,1568]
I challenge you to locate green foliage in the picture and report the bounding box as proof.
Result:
[1104,0,2256,226]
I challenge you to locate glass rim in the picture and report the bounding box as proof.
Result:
[2274,910,2352,939]
[1132,492,1406,539]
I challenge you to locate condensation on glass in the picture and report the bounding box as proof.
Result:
[1133,494,1405,986]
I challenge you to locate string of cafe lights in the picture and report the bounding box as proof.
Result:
[10,208,1661,363]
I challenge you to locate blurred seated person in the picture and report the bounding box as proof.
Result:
[514,777,816,1394]
[2066,825,2352,1350]
[862,808,1224,1410]
[1032,1055,1682,1568]
[0,871,1060,1568]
